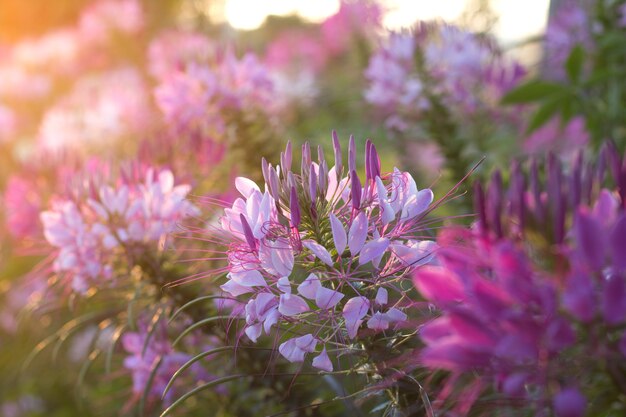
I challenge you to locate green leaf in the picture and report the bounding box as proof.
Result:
[525,96,566,134]
[565,45,585,82]
[501,80,567,105]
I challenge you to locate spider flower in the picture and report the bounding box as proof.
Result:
[41,166,198,293]
[122,319,208,405]
[154,49,275,138]
[413,148,626,416]
[365,24,525,133]
[214,133,438,370]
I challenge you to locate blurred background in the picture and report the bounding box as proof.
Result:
[1,0,624,416]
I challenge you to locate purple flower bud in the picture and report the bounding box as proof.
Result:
[267,166,280,201]
[261,157,269,186]
[348,135,356,174]
[575,208,605,270]
[365,139,372,181]
[281,140,292,172]
[317,145,325,165]
[301,142,311,177]
[553,387,586,417]
[239,214,257,251]
[318,160,328,195]
[351,170,361,210]
[602,272,626,325]
[290,186,301,228]
[332,130,342,177]
[487,170,503,238]
[369,142,381,180]
[610,214,626,271]
[473,181,488,235]
[309,164,317,200]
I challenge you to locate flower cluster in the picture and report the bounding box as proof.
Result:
[216,134,437,370]
[41,167,198,293]
[544,1,592,80]
[122,319,207,405]
[154,46,276,139]
[365,24,525,132]
[37,67,152,154]
[413,150,626,416]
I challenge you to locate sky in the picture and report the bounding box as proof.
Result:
[220,0,551,46]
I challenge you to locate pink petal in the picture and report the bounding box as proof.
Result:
[297,273,321,300]
[375,287,388,305]
[343,296,370,338]
[220,279,254,296]
[359,237,389,265]
[303,240,334,267]
[295,334,317,352]
[401,189,433,220]
[277,276,291,293]
[315,286,344,309]
[263,309,280,333]
[278,338,306,362]
[245,323,263,342]
[329,213,347,254]
[278,293,310,316]
[312,348,333,372]
[348,212,368,255]
[235,177,260,198]
[367,312,389,330]
[413,266,465,305]
[229,270,266,287]
[383,307,407,322]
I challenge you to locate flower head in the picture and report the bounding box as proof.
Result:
[211,132,438,371]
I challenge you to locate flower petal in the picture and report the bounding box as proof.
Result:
[312,348,333,372]
[348,212,368,255]
[303,240,334,267]
[329,213,347,254]
[359,237,389,265]
[297,273,321,300]
[278,293,310,316]
[315,286,344,309]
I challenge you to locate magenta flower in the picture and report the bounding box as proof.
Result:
[414,148,626,415]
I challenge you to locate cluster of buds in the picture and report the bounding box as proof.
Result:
[214,132,438,371]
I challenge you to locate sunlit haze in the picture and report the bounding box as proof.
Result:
[222,0,551,45]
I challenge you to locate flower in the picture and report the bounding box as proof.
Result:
[210,133,438,370]
[41,166,197,293]
[122,320,206,405]
[414,147,626,415]
[37,67,152,154]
